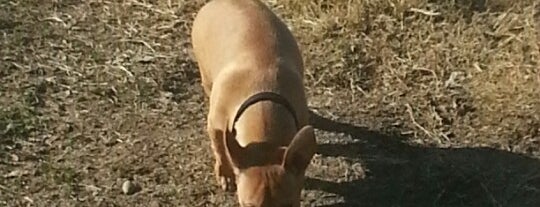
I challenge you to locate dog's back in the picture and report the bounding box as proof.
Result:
[191,0,304,84]
[191,0,308,144]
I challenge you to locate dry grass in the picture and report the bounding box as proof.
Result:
[278,0,540,150]
[1,0,539,206]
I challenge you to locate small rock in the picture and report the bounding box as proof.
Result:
[10,154,19,162]
[122,180,141,195]
[149,200,161,207]
[84,184,101,196]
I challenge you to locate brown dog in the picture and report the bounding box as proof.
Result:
[191,0,317,206]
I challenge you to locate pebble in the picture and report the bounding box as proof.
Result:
[122,180,141,195]
[149,200,161,207]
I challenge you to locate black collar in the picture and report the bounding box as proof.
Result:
[232,91,299,130]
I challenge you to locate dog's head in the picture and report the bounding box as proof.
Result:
[224,125,317,207]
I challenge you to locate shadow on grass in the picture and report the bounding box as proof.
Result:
[307,111,540,207]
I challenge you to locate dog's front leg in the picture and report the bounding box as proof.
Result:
[208,127,236,191]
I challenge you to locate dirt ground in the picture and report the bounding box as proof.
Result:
[1,0,539,206]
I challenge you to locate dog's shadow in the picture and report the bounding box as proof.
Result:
[307,111,540,207]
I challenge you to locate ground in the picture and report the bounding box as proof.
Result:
[1,0,539,206]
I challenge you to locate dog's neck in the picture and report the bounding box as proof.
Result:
[233,91,299,129]
[233,100,298,148]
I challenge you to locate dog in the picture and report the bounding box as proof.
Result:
[191,0,317,206]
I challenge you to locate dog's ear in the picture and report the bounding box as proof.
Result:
[282,125,317,175]
[224,127,246,174]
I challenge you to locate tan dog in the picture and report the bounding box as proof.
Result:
[191,0,317,206]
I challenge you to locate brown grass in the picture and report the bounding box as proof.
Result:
[1,0,539,206]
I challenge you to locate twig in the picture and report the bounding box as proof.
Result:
[405,103,434,139]
[119,39,156,53]
[128,0,173,16]
[113,65,134,77]
[409,8,441,16]
[43,62,84,77]
[40,16,68,27]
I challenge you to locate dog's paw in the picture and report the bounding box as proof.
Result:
[218,175,236,192]
[215,162,236,192]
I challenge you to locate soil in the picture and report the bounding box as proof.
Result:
[1,0,539,206]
